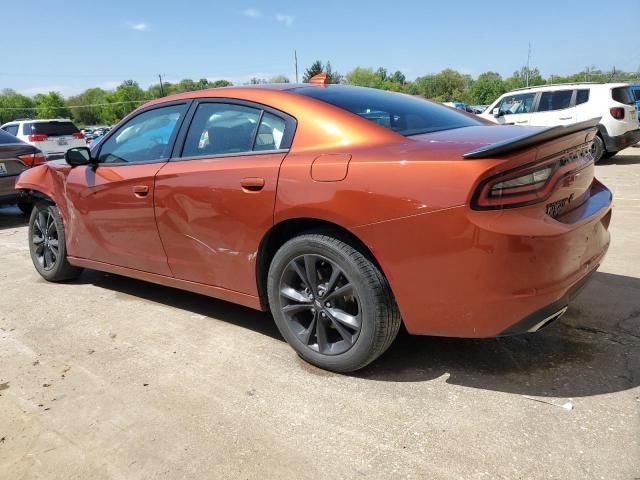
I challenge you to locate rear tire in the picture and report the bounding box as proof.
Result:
[267,233,401,373]
[28,201,82,282]
[591,135,605,163]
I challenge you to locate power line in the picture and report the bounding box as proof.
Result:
[0,100,149,111]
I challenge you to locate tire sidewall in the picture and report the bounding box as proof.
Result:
[268,235,380,372]
[28,202,68,281]
[592,135,605,163]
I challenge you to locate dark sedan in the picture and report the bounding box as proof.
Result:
[0,129,45,214]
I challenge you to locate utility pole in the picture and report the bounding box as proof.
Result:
[294,50,299,83]
[585,66,589,82]
[525,42,531,87]
[158,74,165,97]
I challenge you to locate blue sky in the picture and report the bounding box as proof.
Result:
[2,0,638,96]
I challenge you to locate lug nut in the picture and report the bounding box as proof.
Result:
[325,302,331,308]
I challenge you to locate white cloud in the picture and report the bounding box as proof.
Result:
[242,8,261,18]
[275,13,294,26]
[128,22,148,31]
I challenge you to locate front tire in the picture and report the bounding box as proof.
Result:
[267,233,401,372]
[28,202,82,282]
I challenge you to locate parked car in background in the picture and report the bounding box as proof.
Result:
[443,101,475,113]
[480,83,640,162]
[16,82,612,372]
[0,129,45,213]
[470,104,489,114]
[1,119,87,160]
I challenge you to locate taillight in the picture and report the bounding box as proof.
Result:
[471,147,593,210]
[17,152,47,167]
[610,107,625,120]
[28,134,48,142]
[72,132,84,139]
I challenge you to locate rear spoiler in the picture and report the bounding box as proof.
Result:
[463,117,601,159]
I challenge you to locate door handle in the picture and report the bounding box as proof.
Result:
[240,177,265,192]
[133,185,149,197]
[515,120,528,124]
[558,116,573,120]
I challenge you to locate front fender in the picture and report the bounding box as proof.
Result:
[16,164,71,225]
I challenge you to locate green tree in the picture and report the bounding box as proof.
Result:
[413,69,467,102]
[505,66,545,90]
[34,92,70,119]
[0,89,35,124]
[390,71,406,85]
[468,72,506,105]
[303,61,341,83]
[105,80,146,123]
[269,75,290,83]
[345,67,383,88]
[67,88,108,126]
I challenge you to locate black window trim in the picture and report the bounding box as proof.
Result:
[93,100,193,167]
[171,97,297,163]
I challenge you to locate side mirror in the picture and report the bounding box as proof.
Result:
[65,147,92,166]
[492,108,503,117]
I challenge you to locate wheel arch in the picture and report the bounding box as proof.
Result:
[256,217,387,309]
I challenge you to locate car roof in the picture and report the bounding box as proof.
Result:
[511,82,630,93]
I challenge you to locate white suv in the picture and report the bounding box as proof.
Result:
[480,83,640,161]
[1,119,87,160]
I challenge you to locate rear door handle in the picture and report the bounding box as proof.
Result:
[240,177,265,192]
[558,116,573,120]
[515,120,528,124]
[133,185,149,197]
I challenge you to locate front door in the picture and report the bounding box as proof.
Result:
[154,101,294,295]
[493,92,537,126]
[64,102,189,275]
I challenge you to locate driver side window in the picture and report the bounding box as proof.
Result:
[497,93,536,115]
[98,104,187,164]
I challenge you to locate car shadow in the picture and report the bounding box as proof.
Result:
[354,271,640,398]
[0,205,28,230]
[72,267,639,399]
[598,151,640,166]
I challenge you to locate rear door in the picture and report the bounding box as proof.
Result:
[154,100,295,295]
[492,92,537,126]
[64,102,189,274]
[23,121,86,159]
[531,89,576,126]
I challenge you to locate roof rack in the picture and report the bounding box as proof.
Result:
[512,82,603,91]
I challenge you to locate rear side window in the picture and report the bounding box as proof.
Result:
[633,88,640,102]
[537,90,573,112]
[182,103,262,157]
[496,93,536,115]
[294,85,481,136]
[23,121,79,136]
[576,89,590,105]
[3,125,19,136]
[611,87,635,105]
[254,113,286,151]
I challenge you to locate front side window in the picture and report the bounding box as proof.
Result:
[576,89,590,105]
[537,90,573,112]
[497,93,536,115]
[182,103,271,157]
[98,104,187,164]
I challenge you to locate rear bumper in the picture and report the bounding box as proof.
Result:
[602,128,640,152]
[354,179,612,338]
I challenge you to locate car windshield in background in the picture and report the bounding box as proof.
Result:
[611,87,635,105]
[293,85,482,136]
[24,121,80,136]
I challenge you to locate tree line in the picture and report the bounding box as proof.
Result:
[1,62,638,126]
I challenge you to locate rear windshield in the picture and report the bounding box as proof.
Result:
[23,121,80,136]
[293,85,482,136]
[611,87,635,105]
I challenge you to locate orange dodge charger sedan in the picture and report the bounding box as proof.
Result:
[16,81,612,372]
